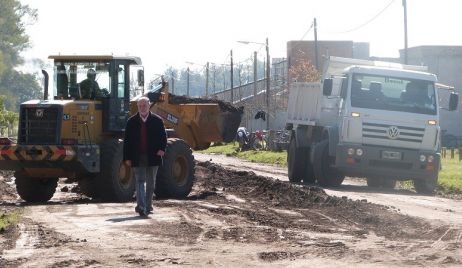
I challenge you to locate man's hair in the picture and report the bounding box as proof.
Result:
[137,96,150,104]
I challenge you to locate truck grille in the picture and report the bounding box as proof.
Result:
[362,122,424,143]
[19,107,60,144]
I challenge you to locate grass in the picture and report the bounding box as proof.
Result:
[198,143,462,194]
[198,143,287,166]
[0,211,18,232]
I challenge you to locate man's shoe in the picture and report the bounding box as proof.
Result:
[135,206,143,214]
[146,206,154,214]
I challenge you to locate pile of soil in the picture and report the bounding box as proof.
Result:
[194,161,446,241]
[168,94,243,142]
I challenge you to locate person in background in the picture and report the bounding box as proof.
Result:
[123,97,167,216]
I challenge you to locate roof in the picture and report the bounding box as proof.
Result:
[48,55,142,65]
[345,65,437,82]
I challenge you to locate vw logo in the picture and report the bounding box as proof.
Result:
[35,109,44,118]
[387,126,400,139]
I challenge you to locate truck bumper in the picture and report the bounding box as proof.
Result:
[0,144,100,177]
[335,143,439,180]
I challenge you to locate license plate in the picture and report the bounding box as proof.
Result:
[382,151,402,160]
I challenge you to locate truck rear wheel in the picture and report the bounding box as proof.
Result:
[155,138,194,198]
[15,172,58,202]
[288,136,303,183]
[413,176,437,195]
[313,140,344,187]
[97,139,135,202]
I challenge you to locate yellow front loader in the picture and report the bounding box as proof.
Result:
[0,55,242,202]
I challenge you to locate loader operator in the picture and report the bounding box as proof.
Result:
[79,69,105,99]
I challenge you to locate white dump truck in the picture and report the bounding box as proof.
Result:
[286,56,458,194]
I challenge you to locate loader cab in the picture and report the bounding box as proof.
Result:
[49,55,144,133]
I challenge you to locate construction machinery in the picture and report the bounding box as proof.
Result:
[0,55,242,202]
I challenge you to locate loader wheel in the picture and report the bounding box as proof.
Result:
[413,176,437,195]
[15,172,58,202]
[313,140,344,187]
[97,139,135,202]
[155,138,194,198]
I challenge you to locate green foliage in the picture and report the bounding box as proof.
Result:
[438,156,462,194]
[198,142,287,166]
[0,211,18,232]
[0,0,40,111]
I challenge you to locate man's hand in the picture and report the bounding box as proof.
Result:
[157,150,165,157]
[124,160,131,167]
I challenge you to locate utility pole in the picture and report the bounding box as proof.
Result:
[213,65,216,94]
[186,67,190,96]
[265,37,270,130]
[253,51,257,101]
[403,0,408,64]
[230,49,234,103]
[170,70,175,94]
[205,62,209,98]
[314,17,319,70]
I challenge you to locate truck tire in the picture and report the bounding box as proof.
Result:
[288,136,304,183]
[313,140,344,187]
[413,176,437,195]
[155,138,194,198]
[15,172,58,202]
[97,139,135,202]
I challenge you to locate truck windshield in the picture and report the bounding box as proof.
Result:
[350,74,437,115]
[53,61,111,99]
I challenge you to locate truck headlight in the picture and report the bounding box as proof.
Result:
[356,148,363,156]
[347,148,355,155]
[419,155,426,162]
[427,155,434,163]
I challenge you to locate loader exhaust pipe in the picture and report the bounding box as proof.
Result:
[42,69,49,100]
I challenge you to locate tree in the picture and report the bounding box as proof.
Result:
[289,59,321,83]
[0,0,40,111]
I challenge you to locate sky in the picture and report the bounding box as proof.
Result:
[19,0,462,80]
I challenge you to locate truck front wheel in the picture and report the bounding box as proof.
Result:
[15,172,58,202]
[413,176,437,195]
[313,140,344,187]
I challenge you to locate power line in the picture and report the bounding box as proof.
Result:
[328,0,396,34]
[299,21,314,40]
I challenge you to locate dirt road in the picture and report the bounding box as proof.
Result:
[1,153,461,267]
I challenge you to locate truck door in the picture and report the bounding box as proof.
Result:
[103,62,130,132]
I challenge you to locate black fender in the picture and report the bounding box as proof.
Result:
[322,126,339,157]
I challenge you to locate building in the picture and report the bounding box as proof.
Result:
[400,46,462,139]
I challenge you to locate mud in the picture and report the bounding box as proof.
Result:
[0,159,461,266]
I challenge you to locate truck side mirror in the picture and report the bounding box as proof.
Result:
[449,92,458,111]
[137,69,144,86]
[323,78,333,96]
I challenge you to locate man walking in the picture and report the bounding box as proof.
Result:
[123,97,167,216]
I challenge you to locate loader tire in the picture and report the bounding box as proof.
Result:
[15,172,58,202]
[155,138,194,198]
[97,139,135,202]
[313,140,344,187]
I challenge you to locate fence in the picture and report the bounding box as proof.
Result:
[441,147,462,161]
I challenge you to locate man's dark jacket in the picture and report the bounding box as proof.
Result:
[123,112,167,167]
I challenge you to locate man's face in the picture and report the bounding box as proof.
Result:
[137,99,150,116]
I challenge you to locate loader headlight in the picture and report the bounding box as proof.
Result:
[356,148,363,156]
